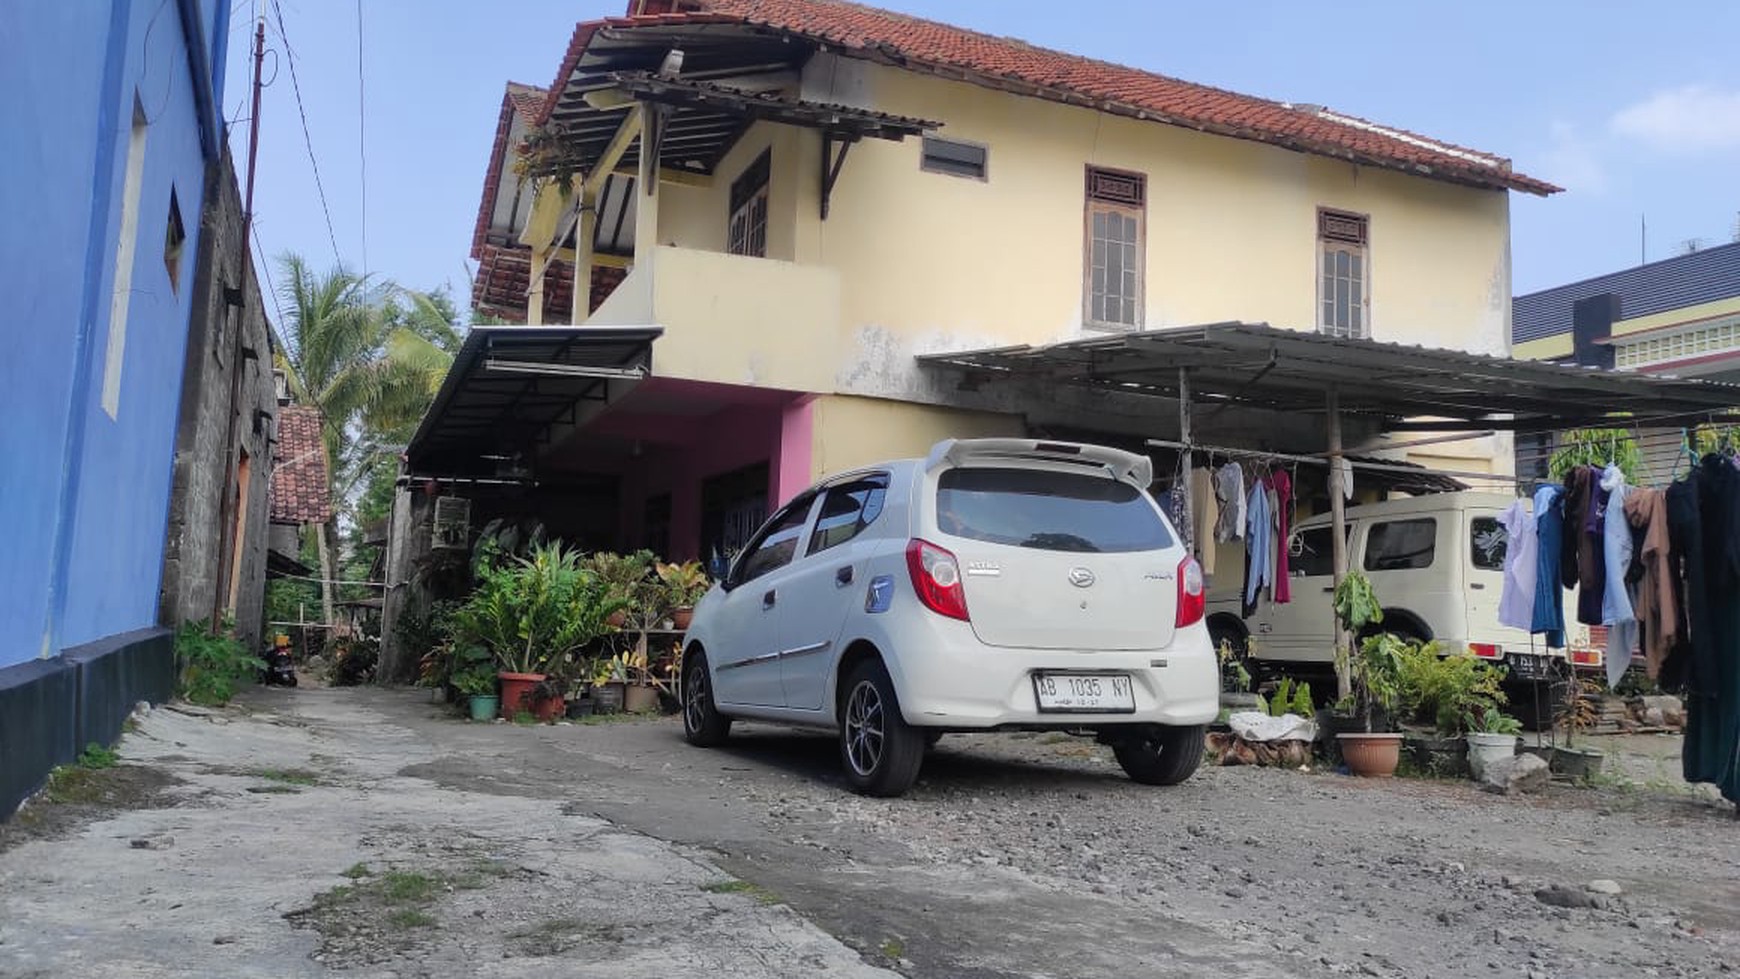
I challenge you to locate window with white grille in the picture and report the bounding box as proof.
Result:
[727,150,770,258]
[1085,167,1145,329]
[1613,315,1740,369]
[1318,208,1369,339]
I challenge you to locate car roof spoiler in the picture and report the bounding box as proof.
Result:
[924,438,1153,487]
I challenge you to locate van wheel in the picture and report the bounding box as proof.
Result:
[839,660,925,797]
[682,651,732,747]
[1113,724,1207,786]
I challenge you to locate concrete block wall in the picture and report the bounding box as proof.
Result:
[158,149,275,651]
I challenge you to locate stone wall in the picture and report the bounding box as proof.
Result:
[158,149,276,650]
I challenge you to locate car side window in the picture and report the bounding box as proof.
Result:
[807,475,889,556]
[732,497,814,586]
[1364,517,1437,572]
[1289,527,1338,577]
[1469,516,1507,571]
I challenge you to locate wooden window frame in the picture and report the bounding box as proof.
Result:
[1083,166,1147,331]
[1317,207,1370,339]
[727,149,771,258]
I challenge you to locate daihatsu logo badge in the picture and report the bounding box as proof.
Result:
[1068,567,1096,588]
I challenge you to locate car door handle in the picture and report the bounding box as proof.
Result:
[836,566,854,587]
[762,590,776,609]
[1321,586,1334,593]
[1470,582,1486,590]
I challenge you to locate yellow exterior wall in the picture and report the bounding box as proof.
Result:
[1512,334,1573,360]
[808,394,1023,478]
[1611,295,1740,336]
[789,57,1513,357]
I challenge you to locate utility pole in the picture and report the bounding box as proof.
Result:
[241,18,265,260]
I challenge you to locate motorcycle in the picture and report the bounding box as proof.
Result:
[262,634,298,687]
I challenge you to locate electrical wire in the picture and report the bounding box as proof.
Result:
[268,0,344,266]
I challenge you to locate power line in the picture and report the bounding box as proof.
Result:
[355,0,369,280]
[269,0,343,266]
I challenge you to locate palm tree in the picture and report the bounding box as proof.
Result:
[272,255,462,625]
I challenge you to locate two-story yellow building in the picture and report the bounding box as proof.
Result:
[437,0,1558,564]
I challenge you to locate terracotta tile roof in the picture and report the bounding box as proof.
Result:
[471,82,549,261]
[269,404,333,525]
[471,243,625,324]
[544,0,1556,196]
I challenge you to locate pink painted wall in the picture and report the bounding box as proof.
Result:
[773,397,814,506]
[622,403,786,561]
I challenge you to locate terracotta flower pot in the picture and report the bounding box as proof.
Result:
[672,608,695,631]
[1337,732,1404,777]
[606,609,628,629]
[497,672,546,719]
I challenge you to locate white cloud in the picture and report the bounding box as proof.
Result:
[1534,120,1607,195]
[1611,84,1740,154]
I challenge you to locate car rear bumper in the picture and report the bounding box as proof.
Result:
[875,618,1220,729]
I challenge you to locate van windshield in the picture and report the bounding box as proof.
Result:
[935,467,1173,553]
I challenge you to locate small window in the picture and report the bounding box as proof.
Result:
[1470,516,1507,572]
[1085,167,1145,329]
[936,467,1173,553]
[1364,517,1436,572]
[808,475,889,555]
[732,495,813,585]
[920,137,987,179]
[727,150,770,258]
[1289,527,1342,578]
[164,186,186,293]
[1318,208,1368,339]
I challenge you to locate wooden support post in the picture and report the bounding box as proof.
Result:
[1177,368,1194,558]
[526,245,547,325]
[1326,387,1351,701]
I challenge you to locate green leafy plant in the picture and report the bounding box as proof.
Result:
[1549,428,1639,484]
[1472,707,1523,736]
[1350,632,1407,732]
[654,561,712,614]
[78,742,119,769]
[1217,639,1251,693]
[1289,680,1314,718]
[1394,642,1508,736]
[586,551,656,608]
[1331,570,1384,709]
[452,542,627,676]
[174,619,266,706]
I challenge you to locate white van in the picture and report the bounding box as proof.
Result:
[1205,491,1585,726]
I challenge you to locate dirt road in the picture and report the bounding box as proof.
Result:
[3,687,1735,978]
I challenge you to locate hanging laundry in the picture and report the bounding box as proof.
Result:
[1190,466,1218,575]
[1681,455,1740,804]
[1531,484,1566,648]
[1664,478,1707,694]
[1559,465,1608,626]
[1623,487,1678,679]
[1214,462,1245,543]
[1600,464,1638,688]
[1241,475,1273,619]
[1497,497,1537,631]
[1271,469,1294,604]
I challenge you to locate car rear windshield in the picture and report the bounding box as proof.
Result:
[935,466,1173,553]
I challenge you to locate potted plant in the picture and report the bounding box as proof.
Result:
[1466,707,1523,780]
[590,655,625,714]
[452,542,626,720]
[1395,642,1507,778]
[587,550,655,629]
[655,561,711,631]
[453,665,499,721]
[1337,630,1407,776]
[1551,674,1606,779]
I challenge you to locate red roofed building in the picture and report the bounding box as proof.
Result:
[424,0,1555,583]
[269,404,333,527]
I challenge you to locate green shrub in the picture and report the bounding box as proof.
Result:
[1394,641,1507,736]
[175,619,265,706]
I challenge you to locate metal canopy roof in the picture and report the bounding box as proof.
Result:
[921,322,1740,432]
[407,326,661,476]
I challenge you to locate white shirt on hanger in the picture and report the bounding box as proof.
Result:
[1497,498,1537,632]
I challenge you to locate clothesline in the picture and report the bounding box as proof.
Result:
[1144,438,1536,487]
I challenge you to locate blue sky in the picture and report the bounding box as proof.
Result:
[225,0,1740,317]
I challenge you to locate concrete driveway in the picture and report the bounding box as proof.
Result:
[2,686,1735,978]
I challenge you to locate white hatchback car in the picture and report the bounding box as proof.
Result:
[680,438,1219,797]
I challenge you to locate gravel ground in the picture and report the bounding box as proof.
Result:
[3,686,1736,979]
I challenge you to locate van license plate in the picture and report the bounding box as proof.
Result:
[1033,673,1135,713]
[1507,653,1552,679]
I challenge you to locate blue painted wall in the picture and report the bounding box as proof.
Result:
[0,1,228,667]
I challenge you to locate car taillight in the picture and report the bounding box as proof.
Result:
[1469,643,1503,660]
[1175,556,1205,628]
[1570,647,1603,667]
[906,538,969,621]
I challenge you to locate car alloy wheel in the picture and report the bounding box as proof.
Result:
[844,680,885,777]
[681,651,730,747]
